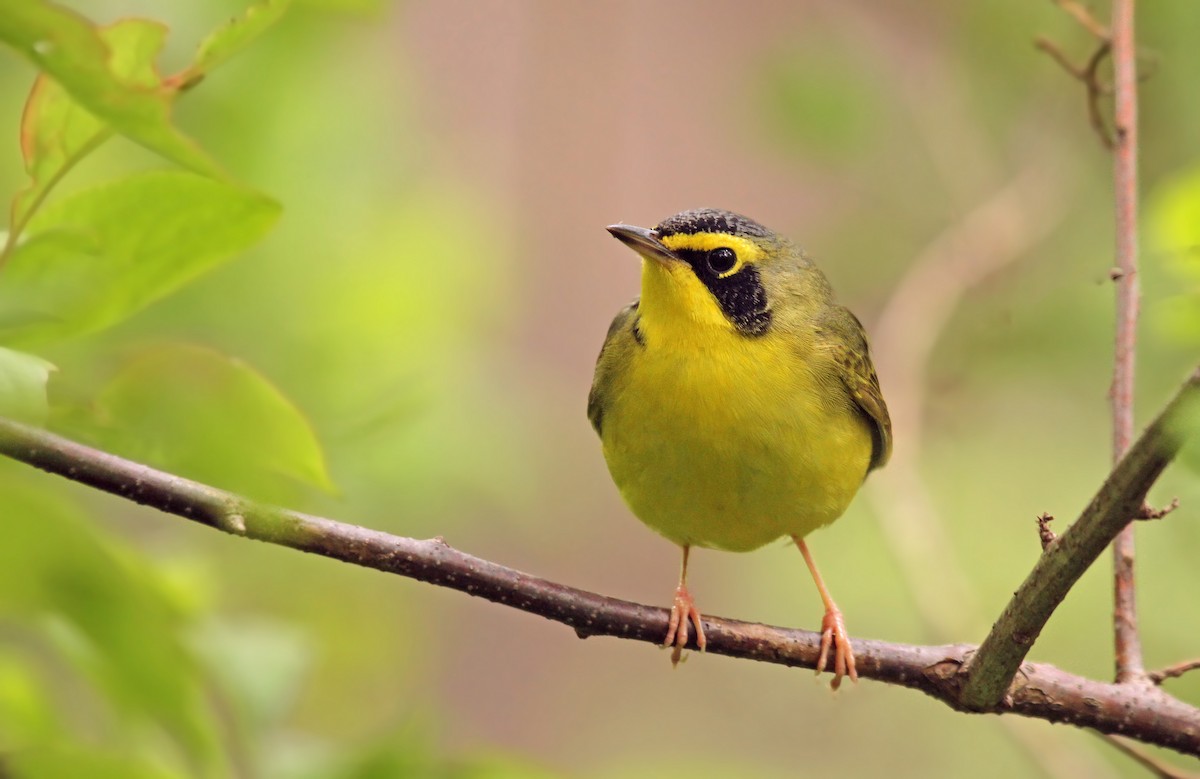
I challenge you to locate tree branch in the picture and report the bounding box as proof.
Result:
[958,365,1200,709]
[1110,0,1145,686]
[0,387,1198,755]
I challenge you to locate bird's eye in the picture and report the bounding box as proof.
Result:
[706,247,737,275]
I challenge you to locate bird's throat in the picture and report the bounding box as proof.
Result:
[638,259,732,344]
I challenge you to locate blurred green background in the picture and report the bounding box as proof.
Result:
[2,1,1199,777]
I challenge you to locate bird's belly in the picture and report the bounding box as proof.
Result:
[601,343,872,552]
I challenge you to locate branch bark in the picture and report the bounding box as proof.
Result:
[0,374,1198,754]
[1110,0,1145,686]
[957,365,1199,711]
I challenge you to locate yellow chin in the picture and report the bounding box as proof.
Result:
[638,258,730,341]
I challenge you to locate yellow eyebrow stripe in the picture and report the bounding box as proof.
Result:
[659,232,765,264]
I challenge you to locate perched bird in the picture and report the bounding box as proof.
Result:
[588,209,891,688]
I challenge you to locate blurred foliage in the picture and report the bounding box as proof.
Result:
[0,480,217,776]
[1149,162,1200,349]
[87,343,333,501]
[2,171,279,345]
[0,4,220,178]
[0,346,53,422]
[1148,164,1200,477]
[0,1,1198,779]
[0,1,530,776]
[756,40,888,161]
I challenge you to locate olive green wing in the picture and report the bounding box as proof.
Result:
[587,299,642,436]
[827,306,892,470]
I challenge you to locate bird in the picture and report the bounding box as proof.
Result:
[588,208,891,688]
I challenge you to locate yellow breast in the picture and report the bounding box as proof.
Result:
[599,261,873,552]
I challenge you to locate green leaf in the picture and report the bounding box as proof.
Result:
[9,76,108,249]
[6,10,293,253]
[0,1,223,178]
[0,480,220,769]
[11,69,102,243]
[188,0,292,80]
[7,19,169,255]
[91,343,334,500]
[0,170,280,345]
[0,346,55,423]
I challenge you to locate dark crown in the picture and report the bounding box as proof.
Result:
[654,209,773,239]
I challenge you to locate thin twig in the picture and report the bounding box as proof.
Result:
[1103,735,1200,779]
[0,393,1197,753]
[958,366,1200,709]
[1034,36,1114,150]
[1054,0,1111,40]
[1138,498,1180,520]
[1085,42,1116,150]
[1034,36,1109,88]
[1150,660,1200,686]
[1110,0,1144,686]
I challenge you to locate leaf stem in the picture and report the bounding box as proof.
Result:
[1,128,113,270]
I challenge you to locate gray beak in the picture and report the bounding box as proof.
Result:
[606,224,679,265]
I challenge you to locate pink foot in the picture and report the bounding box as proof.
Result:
[817,608,858,690]
[664,584,706,666]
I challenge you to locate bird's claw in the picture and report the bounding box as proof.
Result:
[665,584,706,666]
[816,608,857,690]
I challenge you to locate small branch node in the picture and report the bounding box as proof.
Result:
[1109,267,1126,280]
[218,512,247,536]
[1138,498,1180,520]
[1036,513,1058,550]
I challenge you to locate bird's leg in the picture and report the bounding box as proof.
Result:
[664,544,706,666]
[792,536,857,690]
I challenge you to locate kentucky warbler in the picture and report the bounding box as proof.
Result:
[588,208,891,688]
